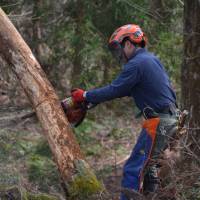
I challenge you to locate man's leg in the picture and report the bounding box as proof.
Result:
[120,128,145,200]
[143,115,178,194]
[143,164,160,194]
[121,117,160,200]
[121,129,146,191]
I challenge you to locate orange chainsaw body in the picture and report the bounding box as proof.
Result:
[61,97,87,127]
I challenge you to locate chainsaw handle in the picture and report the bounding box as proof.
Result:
[86,103,97,110]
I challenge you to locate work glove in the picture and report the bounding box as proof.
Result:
[71,88,86,103]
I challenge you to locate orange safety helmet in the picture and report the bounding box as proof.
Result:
[109,24,147,47]
[108,24,147,63]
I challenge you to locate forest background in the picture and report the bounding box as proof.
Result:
[0,0,199,200]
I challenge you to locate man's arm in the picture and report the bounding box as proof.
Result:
[86,63,141,104]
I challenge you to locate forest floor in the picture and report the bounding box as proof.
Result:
[0,102,141,200]
[1,102,200,200]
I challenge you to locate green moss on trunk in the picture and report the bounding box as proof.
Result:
[68,160,104,200]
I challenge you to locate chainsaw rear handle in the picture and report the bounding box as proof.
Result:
[86,102,97,110]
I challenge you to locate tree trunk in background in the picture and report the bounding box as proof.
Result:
[32,0,43,62]
[0,8,102,197]
[149,0,165,42]
[149,0,174,22]
[182,0,200,144]
[32,0,51,73]
[149,0,164,20]
[149,0,174,42]
[71,0,84,88]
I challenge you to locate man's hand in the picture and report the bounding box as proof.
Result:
[71,88,86,103]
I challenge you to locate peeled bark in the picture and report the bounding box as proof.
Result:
[0,8,102,197]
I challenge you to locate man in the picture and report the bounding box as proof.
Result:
[70,24,178,200]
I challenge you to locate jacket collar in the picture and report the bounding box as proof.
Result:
[128,48,147,60]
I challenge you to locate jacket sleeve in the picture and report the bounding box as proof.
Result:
[85,62,141,104]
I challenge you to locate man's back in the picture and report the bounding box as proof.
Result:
[128,48,176,111]
[85,48,176,112]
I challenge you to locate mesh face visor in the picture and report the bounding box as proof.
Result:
[108,41,129,64]
[108,41,124,63]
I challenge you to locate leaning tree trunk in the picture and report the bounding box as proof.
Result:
[0,8,102,198]
[182,1,200,149]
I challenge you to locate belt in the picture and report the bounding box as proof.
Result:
[142,104,178,119]
[156,104,177,115]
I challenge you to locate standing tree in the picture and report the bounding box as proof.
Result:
[0,8,102,199]
[182,0,200,146]
[68,0,85,88]
[149,0,177,42]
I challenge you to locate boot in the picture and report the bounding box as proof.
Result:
[143,165,160,195]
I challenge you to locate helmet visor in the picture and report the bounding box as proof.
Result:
[108,41,124,63]
[108,41,126,64]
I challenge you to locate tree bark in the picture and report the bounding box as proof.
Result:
[182,0,200,145]
[0,8,102,197]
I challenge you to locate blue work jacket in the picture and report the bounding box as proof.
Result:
[85,48,176,112]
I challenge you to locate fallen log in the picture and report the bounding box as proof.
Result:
[0,8,102,198]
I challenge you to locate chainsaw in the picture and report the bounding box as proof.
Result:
[61,97,95,127]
